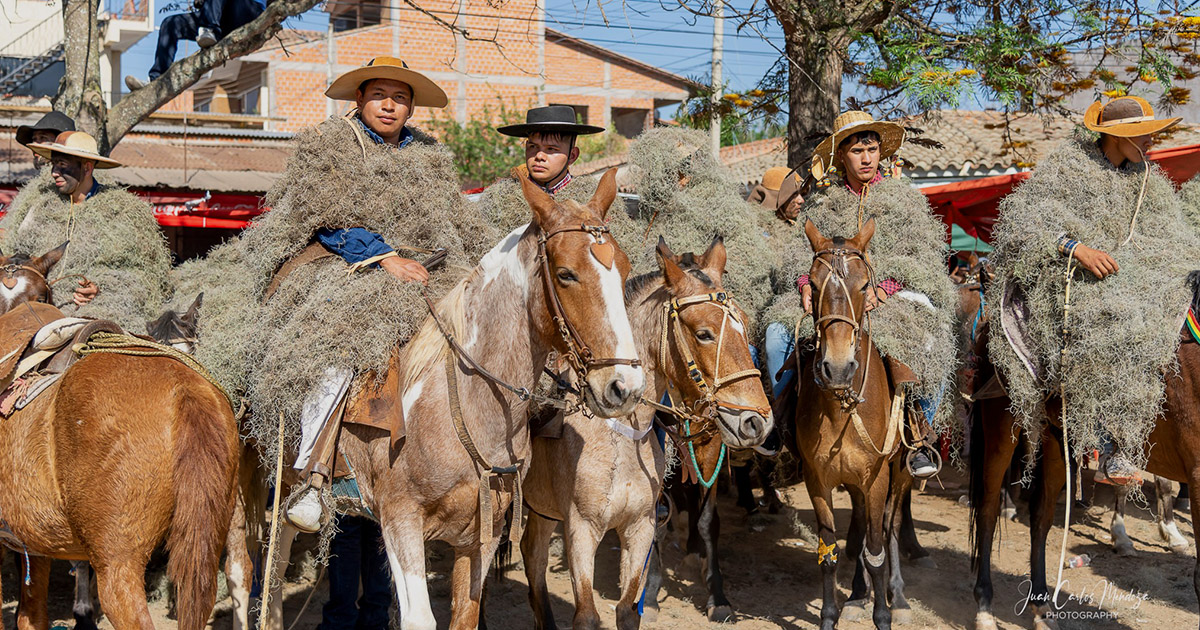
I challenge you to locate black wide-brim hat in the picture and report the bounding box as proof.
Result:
[16,111,76,146]
[497,105,605,138]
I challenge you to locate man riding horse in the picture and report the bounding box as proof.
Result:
[768,111,957,478]
[0,131,171,327]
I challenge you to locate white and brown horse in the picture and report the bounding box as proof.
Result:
[521,236,773,630]
[256,169,646,630]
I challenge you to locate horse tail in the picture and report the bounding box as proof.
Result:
[967,394,988,574]
[167,381,240,630]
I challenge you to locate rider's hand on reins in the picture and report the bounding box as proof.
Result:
[382,256,430,284]
[72,279,99,306]
[1071,244,1119,280]
[864,286,888,312]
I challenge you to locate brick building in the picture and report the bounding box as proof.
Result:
[174,0,696,136]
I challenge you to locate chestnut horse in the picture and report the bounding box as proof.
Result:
[255,169,646,630]
[789,218,915,630]
[521,237,773,630]
[0,246,240,630]
[969,316,1200,630]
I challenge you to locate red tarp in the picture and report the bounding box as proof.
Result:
[0,188,266,229]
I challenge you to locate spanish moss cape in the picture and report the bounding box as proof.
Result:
[194,116,497,454]
[987,133,1200,468]
[0,170,171,328]
[1178,174,1200,231]
[766,177,958,428]
[477,174,605,237]
[607,128,775,340]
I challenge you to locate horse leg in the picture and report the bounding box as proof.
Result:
[808,486,841,630]
[16,555,51,630]
[843,491,871,620]
[449,544,490,630]
[1154,476,1189,553]
[758,457,784,514]
[733,463,758,516]
[521,510,559,630]
[886,468,914,625]
[898,487,934,567]
[224,499,256,630]
[642,529,664,622]
[863,475,893,630]
[92,560,155,630]
[972,399,1020,630]
[1027,425,1067,630]
[1112,483,1136,556]
[563,516,603,630]
[381,518,437,630]
[698,485,732,622]
[615,517,656,630]
[1189,467,1200,612]
[71,561,100,630]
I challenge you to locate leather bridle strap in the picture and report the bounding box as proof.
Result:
[538,224,642,377]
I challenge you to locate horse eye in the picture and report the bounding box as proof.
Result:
[695,329,716,343]
[556,268,578,284]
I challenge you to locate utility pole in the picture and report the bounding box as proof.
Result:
[710,0,723,158]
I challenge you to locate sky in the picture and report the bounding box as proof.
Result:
[117,0,786,95]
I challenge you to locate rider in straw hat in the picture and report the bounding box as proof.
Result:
[989,95,1193,487]
[1,130,172,326]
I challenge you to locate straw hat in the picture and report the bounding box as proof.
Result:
[748,166,791,209]
[1083,96,1180,138]
[810,111,905,181]
[325,56,448,108]
[28,131,121,169]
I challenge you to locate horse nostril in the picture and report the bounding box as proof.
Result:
[742,413,765,439]
[820,360,834,382]
[606,377,628,405]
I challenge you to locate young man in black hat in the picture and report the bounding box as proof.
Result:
[16,111,75,168]
[498,105,604,194]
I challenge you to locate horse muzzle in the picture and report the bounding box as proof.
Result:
[815,356,859,391]
[715,407,774,449]
[582,364,645,418]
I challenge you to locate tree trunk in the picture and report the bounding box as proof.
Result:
[785,28,844,170]
[56,0,110,150]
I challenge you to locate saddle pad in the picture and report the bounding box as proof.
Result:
[0,303,66,383]
[999,282,1044,384]
[15,372,63,411]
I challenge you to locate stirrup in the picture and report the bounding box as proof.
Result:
[905,445,942,478]
[282,479,326,534]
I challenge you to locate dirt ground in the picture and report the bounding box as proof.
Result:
[4,467,1195,629]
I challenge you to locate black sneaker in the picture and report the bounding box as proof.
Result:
[907,447,940,479]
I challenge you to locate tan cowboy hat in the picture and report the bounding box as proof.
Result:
[775,167,805,216]
[810,111,904,181]
[748,166,791,209]
[28,131,121,169]
[1084,95,1180,138]
[325,56,448,108]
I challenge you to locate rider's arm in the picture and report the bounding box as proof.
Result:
[1055,233,1119,279]
[316,227,394,266]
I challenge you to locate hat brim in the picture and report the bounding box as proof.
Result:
[1083,101,1181,138]
[325,66,448,108]
[776,168,805,213]
[496,122,606,138]
[811,120,905,177]
[27,143,122,169]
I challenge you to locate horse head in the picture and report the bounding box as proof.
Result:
[521,168,646,418]
[804,218,876,390]
[146,292,203,354]
[656,236,773,448]
[0,242,66,315]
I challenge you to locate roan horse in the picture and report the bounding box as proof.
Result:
[0,246,240,630]
[255,169,647,630]
[788,218,916,630]
[521,236,773,630]
[969,307,1200,629]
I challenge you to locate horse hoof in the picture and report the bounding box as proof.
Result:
[892,607,913,625]
[707,604,733,622]
[1002,507,1018,521]
[1032,605,1060,630]
[841,599,869,621]
[1114,541,1137,557]
[642,607,658,623]
[911,555,938,569]
[975,611,999,630]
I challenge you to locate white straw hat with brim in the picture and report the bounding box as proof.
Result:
[325,56,449,108]
[28,131,121,168]
[1084,95,1180,138]
[810,111,905,181]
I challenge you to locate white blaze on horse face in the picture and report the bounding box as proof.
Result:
[480,223,530,297]
[0,276,28,307]
[590,238,644,391]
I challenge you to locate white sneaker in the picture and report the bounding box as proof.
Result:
[284,488,325,533]
[197,27,218,48]
[124,75,147,91]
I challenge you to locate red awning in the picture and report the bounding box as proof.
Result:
[0,188,266,229]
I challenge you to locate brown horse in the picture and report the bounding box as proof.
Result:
[0,246,240,630]
[969,316,1200,630]
[521,236,773,630]
[789,218,915,630]
[255,169,646,630]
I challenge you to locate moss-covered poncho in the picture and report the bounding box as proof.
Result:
[183,115,497,452]
[476,174,605,237]
[764,176,958,429]
[988,134,1200,467]
[0,170,172,328]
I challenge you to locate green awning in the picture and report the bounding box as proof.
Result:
[950,223,993,253]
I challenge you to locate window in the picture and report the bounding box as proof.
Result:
[331,0,384,32]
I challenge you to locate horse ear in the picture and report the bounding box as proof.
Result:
[586,168,619,220]
[698,235,727,280]
[850,218,876,251]
[35,241,68,274]
[520,174,558,230]
[804,219,828,251]
[655,236,688,295]
[183,292,204,326]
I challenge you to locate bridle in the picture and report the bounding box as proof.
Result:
[537,223,642,378]
[807,245,877,408]
[0,263,50,303]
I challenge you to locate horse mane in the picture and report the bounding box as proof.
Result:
[400,276,469,389]
[624,267,716,304]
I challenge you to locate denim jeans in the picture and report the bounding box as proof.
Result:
[149,0,264,78]
[764,322,795,399]
[318,516,392,630]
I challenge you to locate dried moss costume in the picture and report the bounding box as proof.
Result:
[988,133,1200,467]
[477,174,603,237]
[0,170,171,328]
[1179,174,1200,232]
[765,176,958,429]
[608,128,775,339]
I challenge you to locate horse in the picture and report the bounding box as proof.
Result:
[1110,475,1188,556]
[788,218,915,630]
[253,169,647,630]
[0,245,240,630]
[969,316,1200,630]
[520,236,773,630]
